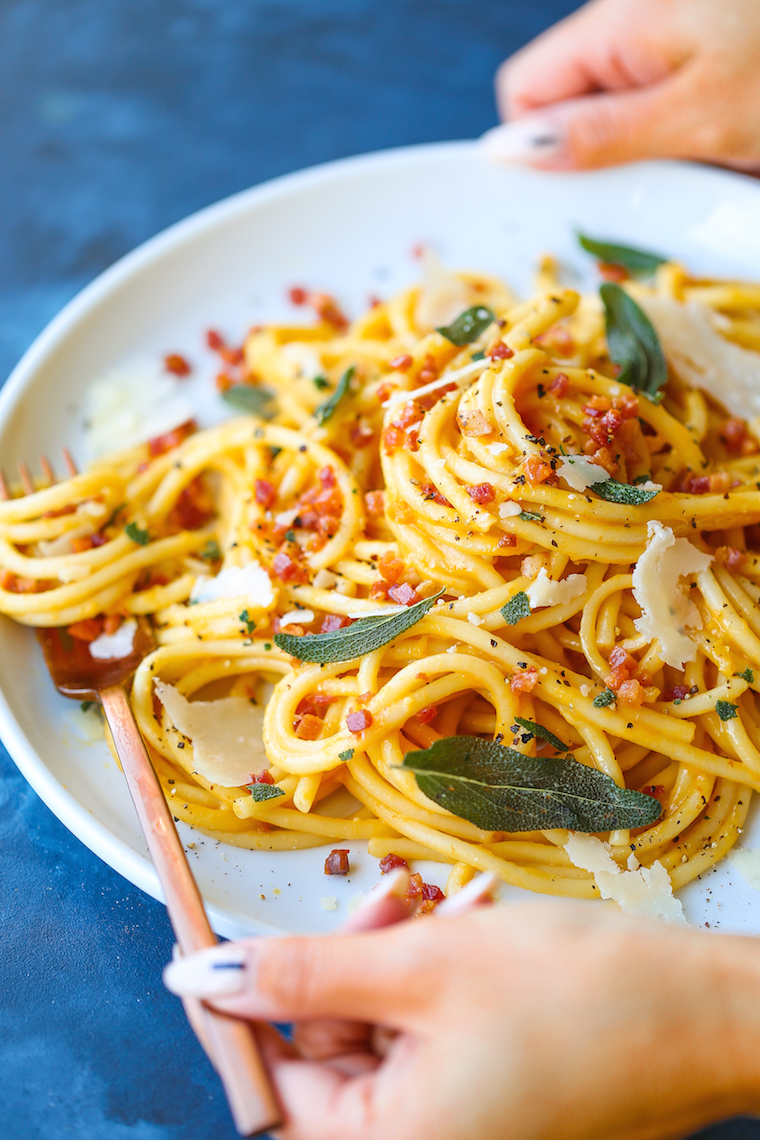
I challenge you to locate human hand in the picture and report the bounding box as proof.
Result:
[163,880,760,1140]
[483,0,760,171]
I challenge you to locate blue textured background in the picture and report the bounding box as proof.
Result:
[0,2,758,1137]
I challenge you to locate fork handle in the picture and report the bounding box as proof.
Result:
[100,684,281,1137]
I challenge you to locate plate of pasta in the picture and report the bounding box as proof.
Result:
[3,141,760,938]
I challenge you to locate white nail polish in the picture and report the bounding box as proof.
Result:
[436,871,500,916]
[163,943,249,998]
[481,119,564,165]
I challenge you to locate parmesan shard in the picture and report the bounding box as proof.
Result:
[728,848,760,891]
[414,248,471,331]
[632,521,712,669]
[190,562,275,608]
[525,568,587,609]
[155,680,268,787]
[564,833,687,925]
[84,360,194,458]
[557,454,611,492]
[639,295,760,421]
[88,619,137,660]
[498,500,522,519]
[279,608,314,628]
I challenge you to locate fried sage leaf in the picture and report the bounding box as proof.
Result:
[593,479,660,505]
[222,384,277,418]
[436,306,496,346]
[274,590,444,663]
[314,366,354,425]
[501,591,531,626]
[577,233,666,275]
[246,783,285,802]
[513,717,568,753]
[600,283,668,397]
[400,735,661,833]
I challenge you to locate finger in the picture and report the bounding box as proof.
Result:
[260,1040,379,1140]
[163,918,431,1025]
[292,1018,380,1074]
[482,77,695,170]
[435,871,499,917]
[338,866,410,933]
[495,0,674,121]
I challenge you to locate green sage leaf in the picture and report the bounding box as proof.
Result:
[125,522,149,546]
[246,783,285,802]
[716,700,739,721]
[593,479,660,505]
[436,306,495,346]
[600,283,668,397]
[400,735,662,832]
[274,589,444,663]
[222,384,277,419]
[239,609,256,634]
[315,366,354,425]
[592,688,616,708]
[518,509,544,522]
[577,233,666,275]
[513,717,568,753]
[313,375,330,390]
[501,592,531,626]
[200,539,221,562]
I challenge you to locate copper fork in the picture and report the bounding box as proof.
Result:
[1,453,280,1137]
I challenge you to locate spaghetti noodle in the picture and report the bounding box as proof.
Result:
[4,251,760,902]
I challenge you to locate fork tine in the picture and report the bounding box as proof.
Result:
[17,462,34,496]
[40,455,56,485]
[62,447,78,477]
[0,471,9,501]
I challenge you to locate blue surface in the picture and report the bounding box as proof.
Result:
[0,2,758,1137]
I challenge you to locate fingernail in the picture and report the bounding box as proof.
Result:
[348,867,410,916]
[163,942,253,998]
[436,871,499,916]
[481,118,564,165]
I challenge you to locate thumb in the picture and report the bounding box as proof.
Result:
[163,920,430,1026]
[482,80,694,170]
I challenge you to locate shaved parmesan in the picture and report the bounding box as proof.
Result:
[281,342,323,381]
[320,896,338,911]
[190,562,274,608]
[632,521,712,669]
[89,619,137,660]
[526,568,587,609]
[155,680,268,787]
[639,296,760,420]
[728,848,760,890]
[383,359,484,409]
[564,833,687,925]
[498,500,522,519]
[487,441,509,456]
[414,248,470,331]
[557,454,611,492]
[279,608,314,628]
[84,360,194,458]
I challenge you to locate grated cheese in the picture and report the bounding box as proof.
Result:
[84,360,194,458]
[728,848,760,890]
[557,454,611,492]
[320,896,338,911]
[526,568,587,609]
[487,441,509,456]
[639,296,760,421]
[279,608,314,628]
[498,500,522,519]
[89,619,137,660]
[190,562,275,608]
[154,680,268,786]
[414,247,471,331]
[564,833,687,924]
[632,521,712,669]
[467,612,483,626]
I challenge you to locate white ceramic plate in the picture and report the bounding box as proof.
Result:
[3,141,760,939]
